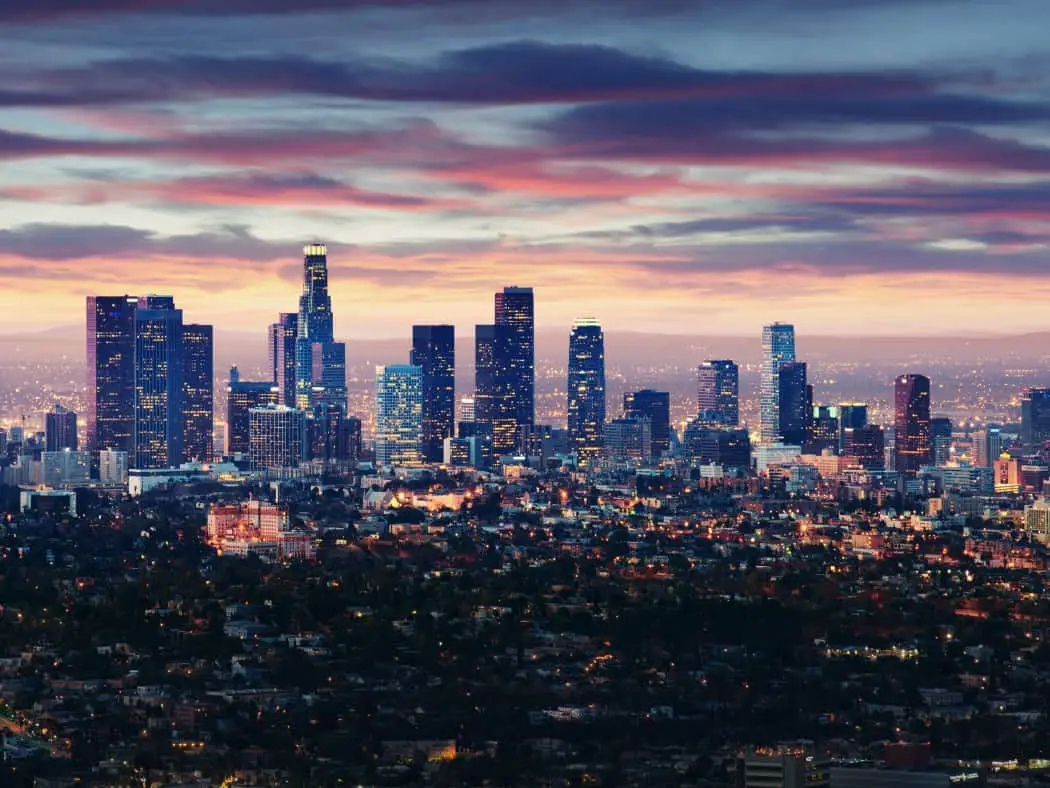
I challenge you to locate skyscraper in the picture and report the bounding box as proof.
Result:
[1022,388,1050,446]
[623,389,671,459]
[133,296,183,469]
[269,312,299,408]
[777,361,809,447]
[495,286,535,441]
[375,365,423,465]
[844,424,885,470]
[249,405,307,473]
[411,325,455,463]
[838,403,868,451]
[86,295,138,454]
[294,244,347,413]
[761,322,796,444]
[930,416,953,466]
[894,373,931,475]
[46,405,78,452]
[181,323,213,462]
[697,360,739,426]
[475,324,516,456]
[226,366,279,457]
[567,318,605,466]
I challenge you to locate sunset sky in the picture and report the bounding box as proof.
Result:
[3,0,1050,338]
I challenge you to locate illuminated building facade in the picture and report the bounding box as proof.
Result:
[269,312,299,408]
[777,362,809,447]
[375,364,423,465]
[86,295,138,454]
[623,389,670,460]
[930,416,952,466]
[249,405,307,473]
[760,322,796,444]
[697,359,739,426]
[411,325,456,463]
[567,318,605,466]
[133,296,183,469]
[45,404,77,452]
[894,373,931,475]
[294,244,347,413]
[474,324,516,456]
[206,500,314,560]
[839,403,868,452]
[603,417,651,465]
[844,424,885,470]
[494,286,535,444]
[226,367,279,456]
[1022,387,1050,446]
[180,323,213,462]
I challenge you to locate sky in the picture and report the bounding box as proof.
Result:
[3,0,1050,339]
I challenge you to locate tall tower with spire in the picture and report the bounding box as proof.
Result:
[294,243,347,413]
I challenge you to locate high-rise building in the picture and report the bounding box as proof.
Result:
[269,312,299,408]
[45,405,77,452]
[99,448,129,486]
[40,450,91,487]
[293,244,347,413]
[226,366,279,456]
[133,296,183,469]
[375,365,423,465]
[623,389,670,460]
[930,416,952,466]
[844,424,885,470]
[838,403,868,451]
[761,323,796,444]
[181,323,213,462]
[1022,388,1050,446]
[458,397,476,423]
[567,318,605,466]
[411,325,455,463]
[494,286,535,439]
[973,424,1003,468]
[603,417,652,465]
[807,404,840,455]
[894,373,931,475]
[86,295,138,454]
[697,360,739,426]
[777,362,809,447]
[475,324,516,455]
[683,422,751,468]
[249,405,307,473]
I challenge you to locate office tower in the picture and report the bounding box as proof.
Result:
[45,405,77,452]
[40,450,91,487]
[459,397,476,423]
[683,422,751,468]
[269,313,299,408]
[844,424,885,470]
[133,296,183,469]
[99,448,129,486]
[494,286,535,437]
[838,403,867,451]
[697,360,739,426]
[623,389,670,459]
[294,244,347,412]
[249,405,307,472]
[475,324,516,455]
[603,418,652,465]
[181,323,213,462]
[930,416,952,466]
[86,295,138,454]
[741,746,830,787]
[343,416,362,464]
[411,325,456,463]
[974,424,1003,468]
[807,404,840,455]
[1022,388,1050,446]
[760,322,796,443]
[310,401,358,463]
[894,373,931,475]
[457,420,494,470]
[567,318,606,466]
[375,364,423,465]
[777,362,809,446]
[226,366,279,456]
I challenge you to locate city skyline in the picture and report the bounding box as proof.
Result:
[3,1,1050,336]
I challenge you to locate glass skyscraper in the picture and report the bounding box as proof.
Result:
[777,361,809,447]
[86,295,138,455]
[494,286,534,444]
[46,405,78,452]
[697,359,738,426]
[269,312,299,408]
[930,416,952,466]
[226,366,279,456]
[475,323,516,456]
[181,323,214,462]
[1022,388,1050,446]
[623,389,670,460]
[894,373,931,475]
[567,318,605,466]
[411,325,455,463]
[133,296,183,469]
[294,244,347,413]
[760,322,796,444]
[375,364,423,465]
[249,405,307,473]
